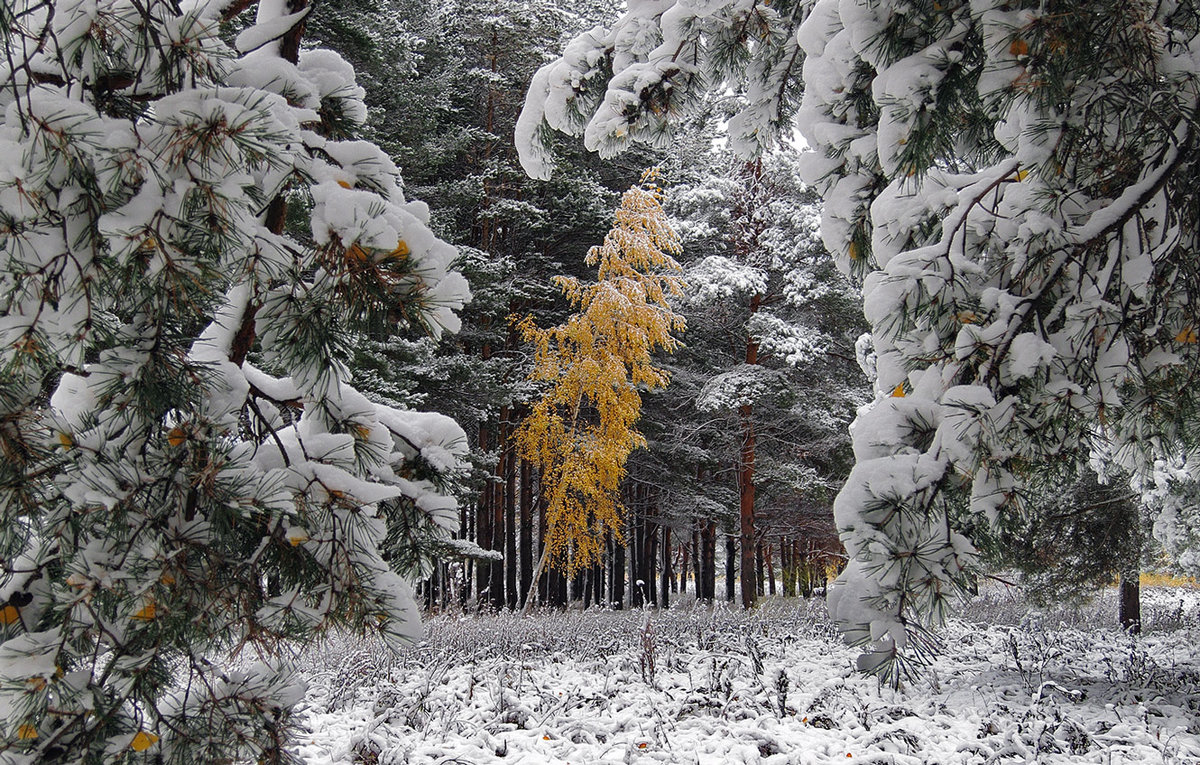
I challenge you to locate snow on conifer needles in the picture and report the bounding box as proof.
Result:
[0,1,468,760]
[515,0,1200,681]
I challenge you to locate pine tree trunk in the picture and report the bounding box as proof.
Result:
[755,540,765,597]
[700,521,716,602]
[645,511,658,607]
[614,529,626,609]
[1119,569,1141,633]
[630,499,643,608]
[504,427,517,610]
[659,525,671,608]
[490,408,508,610]
[679,535,689,595]
[519,456,532,608]
[725,532,736,602]
[766,541,776,596]
[476,419,492,609]
[594,556,604,609]
[738,400,757,609]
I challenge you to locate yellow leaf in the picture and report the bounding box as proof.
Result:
[58,432,74,449]
[25,677,46,692]
[66,573,88,589]
[955,311,978,324]
[637,743,648,749]
[848,241,860,260]
[346,243,369,263]
[891,383,906,398]
[336,180,352,189]
[0,605,19,624]
[1013,168,1029,182]
[1175,326,1197,344]
[166,427,187,447]
[287,529,309,547]
[130,731,159,751]
[1009,39,1028,56]
[132,601,156,621]
[139,237,157,251]
[159,572,176,586]
[17,723,37,740]
[391,240,411,259]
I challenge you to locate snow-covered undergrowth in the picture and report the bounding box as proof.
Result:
[294,588,1200,764]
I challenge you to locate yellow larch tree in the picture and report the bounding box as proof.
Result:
[518,168,685,609]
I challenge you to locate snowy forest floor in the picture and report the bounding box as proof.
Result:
[293,586,1200,764]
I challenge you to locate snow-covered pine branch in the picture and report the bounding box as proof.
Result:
[517,0,1200,684]
[0,0,468,759]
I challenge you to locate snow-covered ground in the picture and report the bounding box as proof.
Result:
[293,586,1200,764]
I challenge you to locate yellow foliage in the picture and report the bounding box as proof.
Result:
[130,731,159,751]
[17,724,37,740]
[1139,571,1197,587]
[166,426,187,447]
[516,169,685,571]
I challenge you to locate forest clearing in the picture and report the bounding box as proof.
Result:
[295,586,1200,764]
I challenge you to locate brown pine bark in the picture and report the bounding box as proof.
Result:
[700,520,716,602]
[725,532,736,602]
[518,456,533,608]
[613,528,626,609]
[476,418,492,608]
[1119,569,1141,633]
[489,408,508,610]
[504,420,517,610]
[679,534,689,595]
[659,525,671,608]
[766,542,776,596]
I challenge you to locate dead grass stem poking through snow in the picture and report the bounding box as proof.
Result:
[294,589,1200,764]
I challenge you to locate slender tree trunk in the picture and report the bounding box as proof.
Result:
[490,408,508,610]
[522,544,550,616]
[504,427,518,610]
[679,534,689,595]
[476,418,492,609]
[700,521,716,602]
[755,540,765,597]
[519,457,532,608]
[659,525,671,608]
[781,537,794,597]
[614,528,626,609]
[731,159,763,608]
[594,554,604,608]
[553,560,567,606]
[537,470,549,606]
[766,541,776,596]
[725,532,736,602]
[644,509,658,607]
[738,398,757,609]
